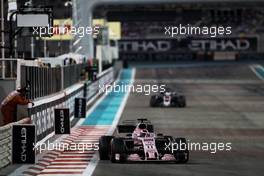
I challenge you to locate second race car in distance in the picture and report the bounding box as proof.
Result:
[99,119,189,163]
[150,88,186,107]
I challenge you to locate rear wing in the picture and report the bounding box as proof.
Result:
[117,125,136,133]
[137,118,149,123]
[117,124,154,133]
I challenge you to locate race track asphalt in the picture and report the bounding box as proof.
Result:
[93,62,264,176]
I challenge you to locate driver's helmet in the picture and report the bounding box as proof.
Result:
[137,123,148,137]
[138,123,147,130]
[161,87,171,95]
[165,87,171,93]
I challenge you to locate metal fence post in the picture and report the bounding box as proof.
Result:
[61,66,64,90]
[1,0,5,79]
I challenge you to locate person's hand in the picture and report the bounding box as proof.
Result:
[29,101,34,107]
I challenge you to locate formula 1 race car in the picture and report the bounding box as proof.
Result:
[150,88,186,107]
[99,119,189,163]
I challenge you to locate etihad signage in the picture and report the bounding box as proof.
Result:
[119,40,171,52]
[119,37,258,53]
[74,98,86,118]
[12,124,36,164]
[188,37,258,52]
[54,108,70,134]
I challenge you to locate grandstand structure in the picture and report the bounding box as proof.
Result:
[2,0,264,59]
[93,1,264,61]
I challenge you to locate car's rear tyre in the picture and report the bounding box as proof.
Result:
[150,95,157,107]
[174,137,189,163]
[157,133,163,137]
[99,136,113,160]
[164,135,173,142]
[178,96,186,108]
[110,138,127,163]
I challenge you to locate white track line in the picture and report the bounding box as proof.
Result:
[250,64,264,81]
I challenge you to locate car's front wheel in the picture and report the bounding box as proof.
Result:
[150,95,158,107]
[178,96,186,108]
[174,137,189,163]
[110,138,127,163]
[99,136,114,160]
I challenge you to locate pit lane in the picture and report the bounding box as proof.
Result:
[93,62,264,176]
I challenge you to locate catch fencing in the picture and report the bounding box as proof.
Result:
[29,67,114,142]
[0,61,121,170]
[0,59,17,80]
[20,64,85,100]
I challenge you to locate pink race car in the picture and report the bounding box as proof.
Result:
[99,119,189,163]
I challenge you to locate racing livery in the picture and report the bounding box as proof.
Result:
[150,88,186,107]
[99,119,189,163]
